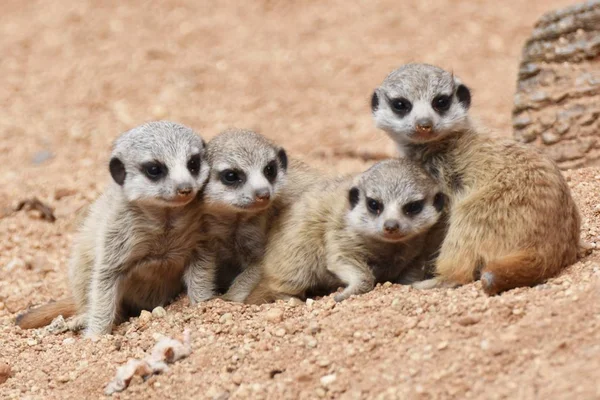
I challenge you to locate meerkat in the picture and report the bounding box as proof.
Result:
[197,129,322,303]
[16,121,213,336]
[245,159,447,304]
[370,63,581,295]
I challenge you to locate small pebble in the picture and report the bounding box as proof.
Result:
[305,337,318,348]
[288,297,304,307]
[264,308,284,323]
[317,359,330,367]
[0,363,11,384]
[320,374,337,388]
[152,307,167,319]
[437,341,448,350]
[306,298,315,308]
[274,328,287,337]
[139,310,152,324]
[382,281,392,288]
[62,337,75,346]
[219,313,233,324]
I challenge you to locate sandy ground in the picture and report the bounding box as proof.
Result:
[2,0,599,399]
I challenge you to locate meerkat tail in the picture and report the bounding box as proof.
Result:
[15,298,77,329]
[480,250,549,296]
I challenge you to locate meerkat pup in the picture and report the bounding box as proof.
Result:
[17,121,212,336]
[245,159,447,304]
[196,129,289,302]
[371,63,581,294]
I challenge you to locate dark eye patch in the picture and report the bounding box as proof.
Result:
[141,161,168,181]
[220,169,245,186]
[187,154,201,176]
[403,199,425,217]
[388,97,412,117]
[366,197,384,215]
[263,160,278,183]
[432,94,452,114]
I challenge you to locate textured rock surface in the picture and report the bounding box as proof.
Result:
[513,0,600,169]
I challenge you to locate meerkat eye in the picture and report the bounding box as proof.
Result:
[187,154,201,176]
[432,94,452,112]
[220,169,243,186]
[403,200,425,216]
[263,160,278,182]
[389,97,412,116]
[366,197,383,215]
[141,162,167,181]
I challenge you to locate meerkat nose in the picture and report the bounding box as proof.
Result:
[176,185,193,196]
[254,188,271,202]
[415,118,433,132]
[383,219,400,233]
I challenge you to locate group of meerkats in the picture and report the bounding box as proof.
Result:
[16,63,582,338]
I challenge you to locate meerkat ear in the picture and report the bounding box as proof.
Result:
[433,192,447,212]
[277,148,288,171]
[371,90,379,112]
[109,157,126,186]
[456,84,471,109]
[201,138,207,148]
[349,187,360,209]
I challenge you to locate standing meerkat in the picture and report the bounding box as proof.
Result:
[245,159,447,304]
[17,121,213,336]
[198,129,321,303]
[371,63,581,294]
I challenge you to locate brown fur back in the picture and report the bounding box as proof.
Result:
[16,298,76,329]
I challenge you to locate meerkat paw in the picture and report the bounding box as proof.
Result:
[83,330,102,341]
[67,314,87,332]
[188,290,215,305]
[83,323,112,339]
[219,291,247,303]
[333,284,371,302]
[412,277,459,290]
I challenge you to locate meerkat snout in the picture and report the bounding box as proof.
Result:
[415,117,433,133]
[254,187,271,202]
[383,219,399,232]
[176,184,193,197]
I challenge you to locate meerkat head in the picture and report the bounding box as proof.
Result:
[203,129,288,214]
[371,63,472,146]
[346,159,446,243]
[108,121,209,208]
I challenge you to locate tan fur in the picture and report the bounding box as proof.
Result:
[246,159,445,304]
[412,131,580,294]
